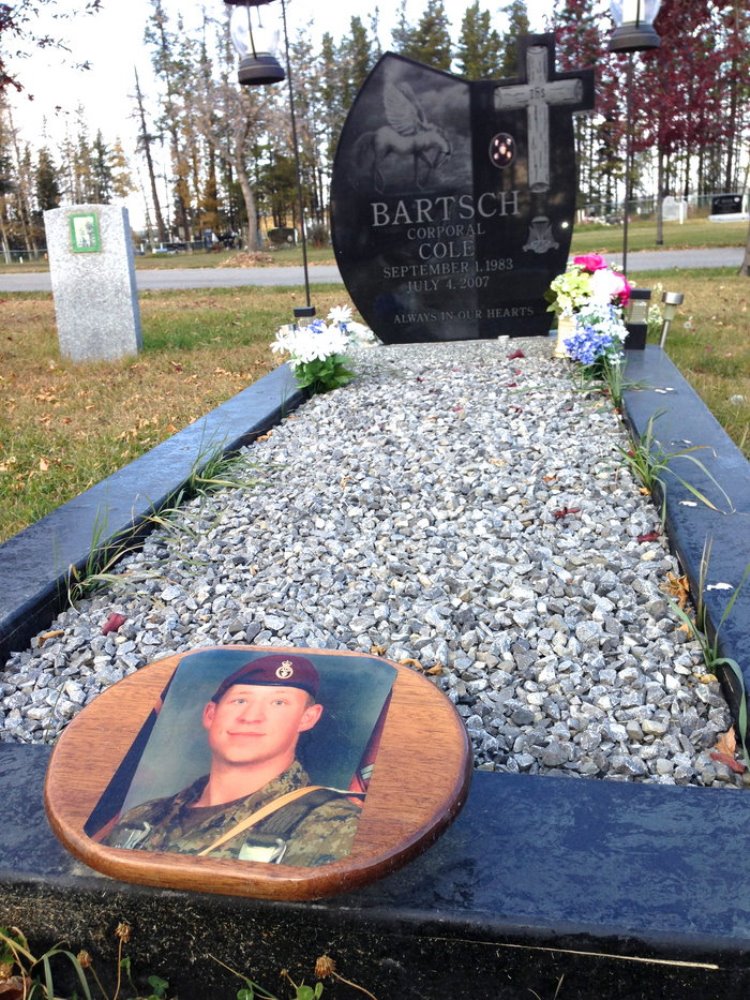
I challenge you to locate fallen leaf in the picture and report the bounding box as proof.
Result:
[639,487,651,496]
[39,629,65,646]
[715,728,736,756]
[662,572,690,609]
[710,751,746,774]
[542,474,557,483]
[399,657,424,671]
[255,432,272,442]
[637,530,660,543]
[698,673,717,684]
[370,644,387,656]
[102,613,127,635]
[507,349,525,360]
[553,507,581,520]
[38,457,49,472]
[424,664,444,676]
[0,975,32,999]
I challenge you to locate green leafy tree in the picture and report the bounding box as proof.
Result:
[35,145,60,211]
[498,0,531,78]
[91,130,113,202]
[455,1,502,79]
[392,0,453,70]
[338,16,377,109]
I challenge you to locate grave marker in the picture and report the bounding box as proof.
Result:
[709,193,746,222]
[330,34,594,344]
[44,204,142,362]
[661,196,687,224]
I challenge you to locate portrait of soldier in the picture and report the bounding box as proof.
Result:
[103,653,364,866]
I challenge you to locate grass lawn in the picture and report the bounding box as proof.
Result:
[1,269,748,544]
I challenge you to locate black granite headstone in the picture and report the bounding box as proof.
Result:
[711,194,742,216]
[330,34,594,344]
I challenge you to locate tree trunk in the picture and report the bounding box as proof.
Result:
[740,219,750,276]
[656,149,664,246]
[235,159,257,252]
[134,68,167,244]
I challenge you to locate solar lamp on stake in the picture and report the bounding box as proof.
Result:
[223,0,315,326]
[608,1,662,278]
[659,291,684,349]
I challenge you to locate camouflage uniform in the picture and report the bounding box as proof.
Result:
[104,760,361,866]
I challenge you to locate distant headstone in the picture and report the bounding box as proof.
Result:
[331,34,594,343]
[661,196,687,224]
[44,204,142,362]
[268,227,297,245]
[709,193,746,222]
[711,194,742,215]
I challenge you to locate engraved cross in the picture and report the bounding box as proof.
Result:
[494,45,584,193]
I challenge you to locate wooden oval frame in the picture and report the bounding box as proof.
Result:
[45,647,472,900]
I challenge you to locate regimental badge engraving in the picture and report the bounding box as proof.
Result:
[276,661,295,680]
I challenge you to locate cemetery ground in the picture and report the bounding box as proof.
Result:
[1,269,748,545]
[2,276,750,1000]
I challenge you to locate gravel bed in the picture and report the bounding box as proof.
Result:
[1,339,745,788]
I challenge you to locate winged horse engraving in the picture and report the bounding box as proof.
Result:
[353,80,451,192]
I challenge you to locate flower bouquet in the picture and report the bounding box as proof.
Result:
[270,306,375,395]
[546,254,632,365]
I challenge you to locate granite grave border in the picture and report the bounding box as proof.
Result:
[1,344,750,996]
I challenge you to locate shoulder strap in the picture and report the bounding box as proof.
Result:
[197,785,361,857]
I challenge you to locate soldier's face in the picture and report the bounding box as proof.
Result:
[202,684,323,769]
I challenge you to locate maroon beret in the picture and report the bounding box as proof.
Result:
[211,653,320,702]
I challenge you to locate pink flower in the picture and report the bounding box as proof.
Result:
[613,273,632,307]
[573,253,608,272]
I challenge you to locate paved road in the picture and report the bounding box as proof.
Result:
[0,247,743,293]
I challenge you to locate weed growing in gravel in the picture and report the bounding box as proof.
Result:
[65,448,262,605]
[667,539,750,769]
[618,412,733,523]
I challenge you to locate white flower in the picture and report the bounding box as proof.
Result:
[270,306,376,371]
[590,267,624,305]
[327,304,352,325]
[347,321,376,347]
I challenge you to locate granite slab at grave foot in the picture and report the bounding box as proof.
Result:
[1,339,744,792]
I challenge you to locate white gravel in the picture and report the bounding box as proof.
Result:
[1,339,745,789]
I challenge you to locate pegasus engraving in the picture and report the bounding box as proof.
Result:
[353,80,451,192]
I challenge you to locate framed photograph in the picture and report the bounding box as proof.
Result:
[45,645,472,900]
[85,647,397,868]
[69,212,101,253]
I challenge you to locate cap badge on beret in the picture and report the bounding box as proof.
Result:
[275,660,294,680]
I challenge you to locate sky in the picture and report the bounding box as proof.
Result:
[6,0,556,224]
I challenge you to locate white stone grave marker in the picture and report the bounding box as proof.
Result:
[44,204,142,362]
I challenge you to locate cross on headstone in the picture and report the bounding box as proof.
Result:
[494,45,584,193]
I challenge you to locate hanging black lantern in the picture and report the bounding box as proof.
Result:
[609,1,663,53]
[224,0,285,86]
